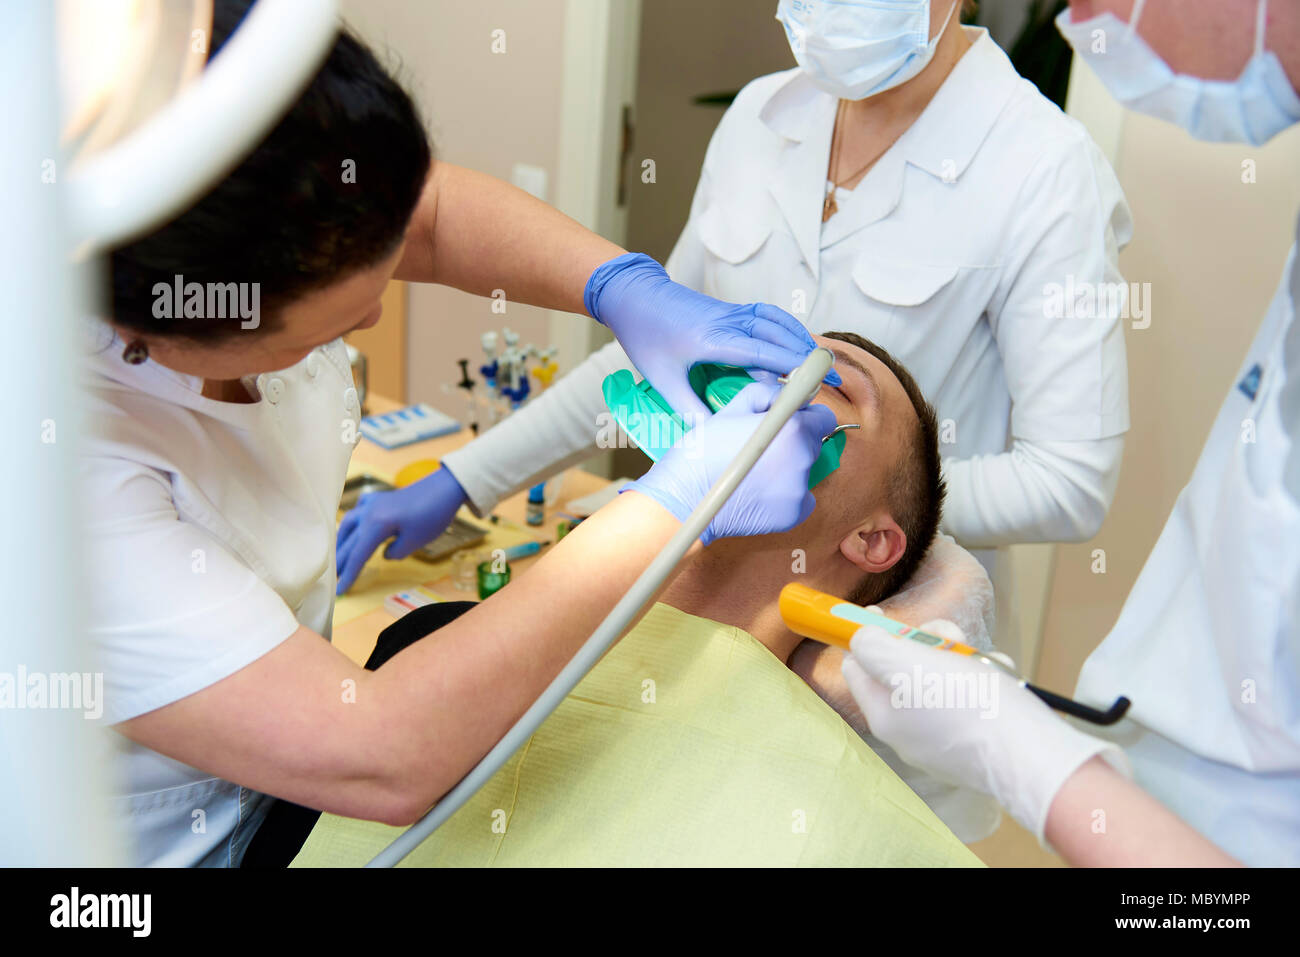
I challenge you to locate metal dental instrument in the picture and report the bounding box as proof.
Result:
[779,583,1132,726]
[455,358,478,435]
[367,348,835,866]
[782,368,857,446]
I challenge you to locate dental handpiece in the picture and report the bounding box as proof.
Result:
[776,371,859,444]
[367,349,836,866]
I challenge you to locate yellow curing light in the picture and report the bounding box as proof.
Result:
[778,583,1132,726]
[780,582,980,655]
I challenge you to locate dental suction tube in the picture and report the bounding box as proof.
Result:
[366,348,834,866]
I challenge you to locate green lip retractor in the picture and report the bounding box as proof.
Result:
[601,364,846,488]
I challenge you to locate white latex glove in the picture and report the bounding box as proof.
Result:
[842,618,1130,845]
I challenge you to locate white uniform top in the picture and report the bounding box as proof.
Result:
[447,28,1131,540]
[81,320,359,866]
[447,32,1130,592]
[440,28,1130,841]
[1075,214,1300,866]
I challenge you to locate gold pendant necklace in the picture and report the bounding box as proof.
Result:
[822,183,838,223]
[824,100,845,223]
[823,99,893,223]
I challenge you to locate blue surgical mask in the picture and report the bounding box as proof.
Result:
[776,0,959,101]
[1056,0,1300,147]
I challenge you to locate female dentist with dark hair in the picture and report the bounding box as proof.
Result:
[88,0,837,866]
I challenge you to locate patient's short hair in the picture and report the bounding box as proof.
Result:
[823,332,945,607]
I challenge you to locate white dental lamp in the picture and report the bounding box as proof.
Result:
[0,0,338,865]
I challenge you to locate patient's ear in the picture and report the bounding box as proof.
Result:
[839,516,906,574]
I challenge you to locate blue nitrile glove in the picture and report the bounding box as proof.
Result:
[585,252,841,419]
[624,381,837,545]
[335,467,469,594]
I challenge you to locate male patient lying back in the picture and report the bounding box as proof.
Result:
[293,333,986,867]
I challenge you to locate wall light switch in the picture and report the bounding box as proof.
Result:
[511,163,548,202]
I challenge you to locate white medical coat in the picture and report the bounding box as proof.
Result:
[444,27,1132,629]
[1075,213,1300,866]
[81,321,360,866]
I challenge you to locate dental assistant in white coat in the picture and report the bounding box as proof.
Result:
[339,0,1131,638]
[336,0,1132,842]
[843,0,1300,867]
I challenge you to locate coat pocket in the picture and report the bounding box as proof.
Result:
[697,201,774,265]
[851,256,960,307]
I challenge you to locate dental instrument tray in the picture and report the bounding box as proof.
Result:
[340,474,488,562]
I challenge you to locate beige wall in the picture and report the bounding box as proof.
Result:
[1039,88,1300,693]
[608,0,793,478]
[626,0,794,263]
[341,0,568,411]
[344,279,407,405]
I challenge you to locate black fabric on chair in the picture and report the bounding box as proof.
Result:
[240,600,479,868]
